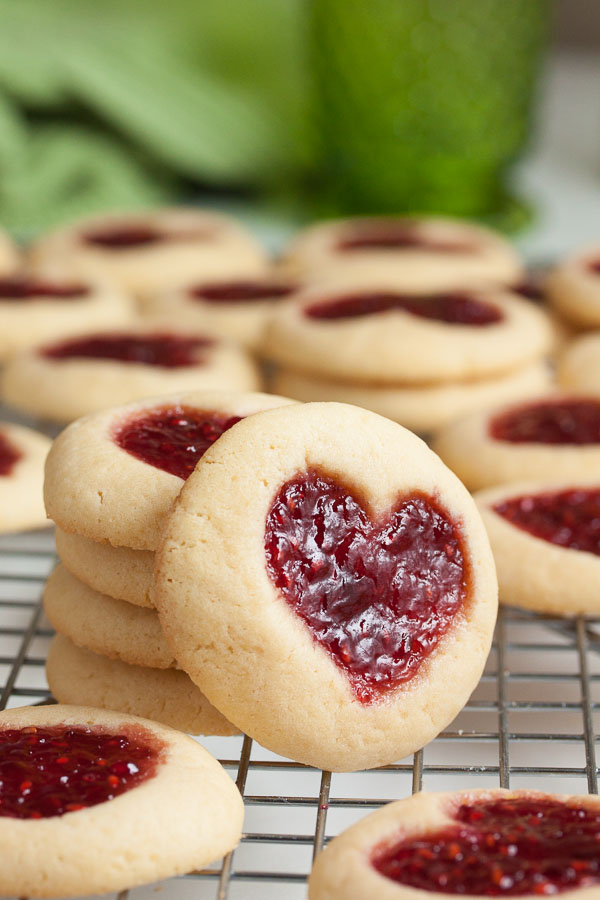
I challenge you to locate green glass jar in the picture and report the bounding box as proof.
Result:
[308,0,549,228]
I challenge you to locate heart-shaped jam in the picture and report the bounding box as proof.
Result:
[191,280,295,304]
[490,400,600,445]
[305,291,502,326]
[42,333,214,368]
[0,724,162,819]
[494,488,600,556]
[336,226,475,254]
[114,405,242,479]
[0,432,22,476]
[0,277,88,300]
[265,471,468,703]
[372,795,600,895]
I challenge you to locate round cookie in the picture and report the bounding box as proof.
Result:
[262,281,553,385]
[55,528,154,607]
[547,243,600,329]
[558,331,600,393]
[3,326,261,422]
[475,480,600,615]
[433,394,600,491]
[46,635,239,737]
[44,565,175,668]
[0,702,243,898]
[308,788,600,900]
[154,402,498,772]
[0,274,134,362]
[0,226,20,275]
[0,422,51,534]
[272,362,552,434]
[31,207,269,300]
[145,274,301,352]
[45,389,296,550]
[283,216,524,288]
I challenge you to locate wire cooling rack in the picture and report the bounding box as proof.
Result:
[1,528,599,900]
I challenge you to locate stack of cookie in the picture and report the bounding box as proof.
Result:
[43,389,294,732]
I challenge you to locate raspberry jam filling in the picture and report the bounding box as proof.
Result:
[0,432,22,476]
[0,277,88,300]
[191,280,295,304]
[490,400,600,445]
[0,724,162,819]
[372,795,600,895]
[305,291,502,325]
[494,488,600,556]
[41,333,213,368]
[82,224,210,249]
[264,471,468,703]
[115,405,242,479]
[511,278,544,302]
[336,225,475,253]
[587,260,600,275]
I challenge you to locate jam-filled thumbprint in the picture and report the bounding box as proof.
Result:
[305,291,503,326]
[336,225,476,254]
[493,488,600,556]
[490,399,600,445]
[191,280,296,304]
[0,277,88,301]
[0,431,22,477]
[41,333,214,368]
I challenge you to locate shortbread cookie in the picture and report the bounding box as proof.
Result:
[3,327,261,422]
[433,395,600,491]
[44,565,174,668]
[45,390,296,550]
[31,207,268,300]
[0,702,243,898]
[154,402,497,772]
[0,422,51,533]
[475,481,600,615]
[284,217,523,288]
[55,528,154,607]
[308,788,600,900]
[558,332,600,392]
[0,274,134,361]
[47,635,239,737]
[272,362,552,434]
[263,282,553,384]
[547,244,600,329]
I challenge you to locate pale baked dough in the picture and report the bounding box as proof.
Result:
[272,362,552,434]
[308,788,600,900]
[30,207,269,300]
[475,480,600,615]
[558,332,600,393]
[55,527,154,607]
[45,390,297,550]
[154,402,497,772]
[0,276,135,362]
[3,326,262,423]
[283,216,524,288]
[262,280,553,385]
[0,702,243,898]
[0,226,20,274]
[432,395,600,492]
[0,422,52,533]
[44,565,174,667]
[547,243,600,329]
[46,635,239,737]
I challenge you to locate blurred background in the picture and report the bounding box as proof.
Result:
[0,0,597,257]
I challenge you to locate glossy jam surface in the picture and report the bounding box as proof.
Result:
[115,405,242,479]
[490,400,600,445]
[0,277,87,300]
[42,333,213,368]
[191,280,295,304]
[0,724,162,819]
[336,224,475,253]
[305,291,502,326]
[264,471,467,703]
[373,795,600,895]
[494,488,600,556]
[82,224,165,249]
[0,432,22,476]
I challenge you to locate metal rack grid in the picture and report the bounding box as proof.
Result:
[0,528,599,900]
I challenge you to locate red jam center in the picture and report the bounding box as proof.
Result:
[305,291,502,325]
[494,488,600,556]
[191,280,295,304]
[41,333,213,368]
[336,225,476,253]
[114,405,242,479]
[373,796,600,895]
[587,260,600,275]
[264,471,468,703]
[0,432,22,476]
[0,724,162,819]
[0,277,88,300]
[82,224,166,249]
[490,400,600,445]
[511,278,544,302]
